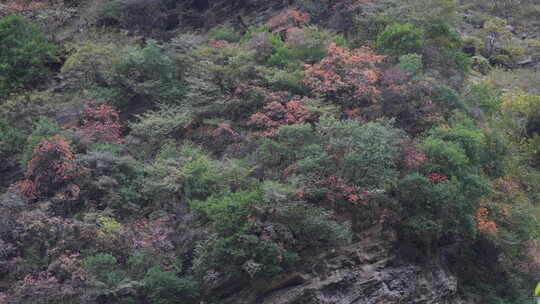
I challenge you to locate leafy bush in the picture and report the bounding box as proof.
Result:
[80,152,145,215]
[499,90,540,166]
[462,35,484,56]
[191,188,261,235]
[419,136,470,178]
[256,116,401,210]
[208,25,242,43]
[471,55,491,74]
[128,105,193,157]
[432,85,468,118]
[87,142,125,155]
[83,253,126,287]
[0,119,25,156]
[191,184,350,279]
[394,173,489,243]
[439,47,471,73]
[195,42,259,94]
[96,216,123,239]
[0,15,58,96]
[61,35,122,88]
[20,136,78,201]
[267,26,347,70]
[127,250,155,279]
[181,144,225,201]
[316,116,401,188]
[392,114,495,243]
[398,53,423,76]
[376,23,425,57]
[143,266,199,304]
[110,40,185,108]
[74,101,124,145]
[141,143,224,212]
[303,43,384,109]
[96,0,122,25]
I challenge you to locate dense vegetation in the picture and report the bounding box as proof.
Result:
[0,0,539,303]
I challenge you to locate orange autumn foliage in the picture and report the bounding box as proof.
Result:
[303,43,384,108]
[474,207,497,235]
[249,91,312,136]
[269,9,311,32]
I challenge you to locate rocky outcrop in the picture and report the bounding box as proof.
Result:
[219,226,471,304]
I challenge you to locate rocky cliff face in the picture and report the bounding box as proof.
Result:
[214,226,471,304]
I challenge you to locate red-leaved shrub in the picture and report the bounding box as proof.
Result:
[20,136,78,200]
[249,91,312,136]
[303,43,384,109]
[75,101,123,143]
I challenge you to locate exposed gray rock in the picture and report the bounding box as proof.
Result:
[218,226,471,304]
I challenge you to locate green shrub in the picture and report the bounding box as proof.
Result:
[141,143,223,211]
[61,40,117,88]
[193,232,293,279]
[0,119,25,155]
[181,145,225,201]
[315,116,401,188]
[376,23,425,57]
[440,47,471,73]
[128,250,157,280]
[480,129,507,177]
[398,53,423,76]
[97,0,122,24]
[394,173,488,243]
[80,152,145,215]
[481,17,512,58]
[462,81,501,117]
[462,35,485,56]
[471,55,491,75]
[267,26,347,70]
[255,139,292,169]
[196,42,258,92]
[260,67,309,95]
[191,189,261,235]
[257,117,401,194]
[128,105,193,157]
[395,113,495,243]
[0,15,58,96]
[431,116,486,164]
[191,184,350,279]
[143,267,199,304]
[432,85,468,118]
[208,25,242,43]
[111,40,185,108]
[259,183,352,250]
[87,142,125,156]
[419,137,470,178]
[83,253,126,287]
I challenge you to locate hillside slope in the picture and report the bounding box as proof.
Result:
[0,0,539,303]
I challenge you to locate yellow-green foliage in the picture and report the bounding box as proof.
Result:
[471,55,491,74]
[500,89,540,136]
[462,35,485,55]
[499,89,540,166]
[476,17,530,67]
[62,30,134,88]
[96,216,123,239]
[62,42,116,85]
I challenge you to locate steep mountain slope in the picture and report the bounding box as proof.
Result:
[0,0,539,303]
